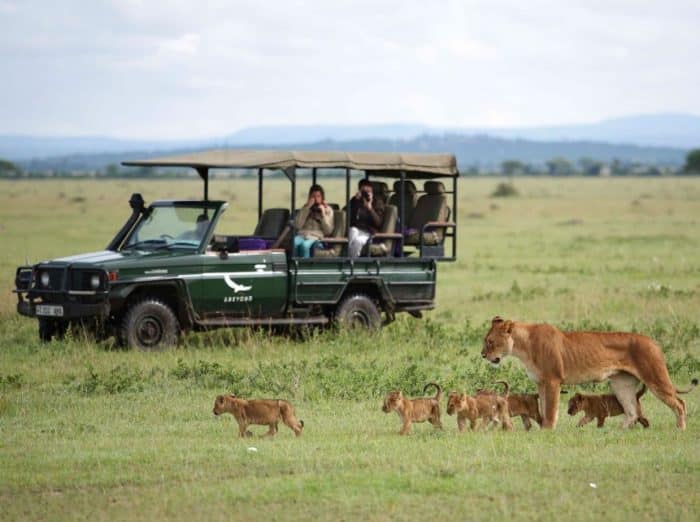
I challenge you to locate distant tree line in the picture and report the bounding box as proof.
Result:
[2,149,700,178]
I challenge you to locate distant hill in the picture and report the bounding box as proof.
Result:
[455,113,700,149]
[15,134,686,173]
[1,113,698,162]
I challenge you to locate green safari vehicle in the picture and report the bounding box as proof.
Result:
[14,150,458,349]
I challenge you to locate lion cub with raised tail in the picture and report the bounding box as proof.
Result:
[477,381,542,430]
[447,385,513,431]
[382,383,443,435]
[213,394,304,438]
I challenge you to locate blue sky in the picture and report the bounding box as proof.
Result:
[1,0,698,139]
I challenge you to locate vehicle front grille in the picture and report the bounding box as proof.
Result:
[15,267,32,291]
[69,270,107,292]
[35,267,66,291]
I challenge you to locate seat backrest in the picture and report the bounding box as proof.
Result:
[313,209,347,258]
[407,181,449,243]
[254,208,290,237]
[370,181,390,205]
[389,180,418,224]
[368,204,398,256]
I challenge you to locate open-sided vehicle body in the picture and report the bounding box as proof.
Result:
[14,150,458,349]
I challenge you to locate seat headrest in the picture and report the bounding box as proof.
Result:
[370,181,389,200]
[392,180,417,193]
[424,181,445,195]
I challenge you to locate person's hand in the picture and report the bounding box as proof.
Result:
[306,195,316,208]
[363,192,373,208]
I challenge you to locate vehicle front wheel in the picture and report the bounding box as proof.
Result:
[38,318,67,343]
[120,299,179,350]
[334,294,382,331]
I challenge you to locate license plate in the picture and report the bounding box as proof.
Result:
[36,305,64,317]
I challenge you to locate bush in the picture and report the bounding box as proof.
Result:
[491,182,519,198]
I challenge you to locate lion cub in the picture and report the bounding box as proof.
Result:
[213,394,304,438]
[477,381,542,430]
[567,385,649,428]
[382,383,442,435]
[447,388,513,431]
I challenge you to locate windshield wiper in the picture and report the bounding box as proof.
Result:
[123,239,167,251]
[153,241,199,251]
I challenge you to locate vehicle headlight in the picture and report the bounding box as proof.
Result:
[40,271,50,287]
[90,274,101,290]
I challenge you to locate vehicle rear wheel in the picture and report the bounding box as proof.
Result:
[38,318,67,343]
[121,299,179,350]
[335,294,381,331]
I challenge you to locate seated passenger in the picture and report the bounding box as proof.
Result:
[293,184,333,258]
[348,179,385,257]
[180,213,210,242]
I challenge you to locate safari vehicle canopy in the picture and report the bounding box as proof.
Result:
[123,149,459,260]
[15,149,459,350]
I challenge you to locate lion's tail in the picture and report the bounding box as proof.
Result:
[676,378,698,394]
[424,382,442,401]
[636,384,647,400]
[493,380,510,397]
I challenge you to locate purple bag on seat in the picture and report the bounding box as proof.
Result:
[238,238,267,251]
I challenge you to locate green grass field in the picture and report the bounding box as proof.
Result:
[1,177,699,520]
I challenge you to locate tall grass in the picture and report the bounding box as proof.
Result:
[1,177,699,520]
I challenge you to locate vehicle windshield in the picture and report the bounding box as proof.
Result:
[123,205,213,251]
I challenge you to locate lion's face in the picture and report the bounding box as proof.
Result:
[567,394,585,416]
[481,316,514,366]
[382,391,403,413]
[446,392,467,415]
[213,394,234,415]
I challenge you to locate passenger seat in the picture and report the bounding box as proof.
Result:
[404,181,451,247]
[313,209,348,257]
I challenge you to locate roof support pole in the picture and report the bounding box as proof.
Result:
[196,167,209,202]
[312,167,317,186]
[287,167,296,215]
[399,170,406,258]
[452,175,458,259]
[257,168,263,221]
[345,168,351,238]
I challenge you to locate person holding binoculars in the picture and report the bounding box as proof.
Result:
[293,184,334,258]
[348,179,385,257]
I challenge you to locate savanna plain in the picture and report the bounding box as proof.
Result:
[1,176,699,520]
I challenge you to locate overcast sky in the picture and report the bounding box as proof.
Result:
[1,0,698,139]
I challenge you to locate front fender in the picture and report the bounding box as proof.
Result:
[109,279,196,328]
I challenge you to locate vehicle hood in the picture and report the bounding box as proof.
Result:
[45,249,196,269]
[52,250,127,265]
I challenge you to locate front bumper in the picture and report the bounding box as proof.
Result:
[14,265,110,320]
[16,297,109,320]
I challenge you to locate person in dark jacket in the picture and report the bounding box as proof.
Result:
[348,179,384,257]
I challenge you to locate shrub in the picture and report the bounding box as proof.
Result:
[491,182,519,198]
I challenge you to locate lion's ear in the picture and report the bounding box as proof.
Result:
[504,320,514,333]
[492,316,504,325]
[228,394,236,399]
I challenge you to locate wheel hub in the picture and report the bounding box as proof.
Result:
[137,316,162,347]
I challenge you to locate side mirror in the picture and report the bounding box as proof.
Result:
[211,235,239,259]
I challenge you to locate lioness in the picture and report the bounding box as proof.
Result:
[477,381,542,430]
[382,383,442,435]
[212,394,304,438]
[481,316,697,429]
[567,385,650,428]
[446,390,513,431]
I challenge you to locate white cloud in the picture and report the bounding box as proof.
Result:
[0,0,698,138]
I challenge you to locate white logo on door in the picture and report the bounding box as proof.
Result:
[224,274,252,293]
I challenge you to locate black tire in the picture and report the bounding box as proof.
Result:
[335,294,382,331]
[120,299,179,350]
[38,318,67,343]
